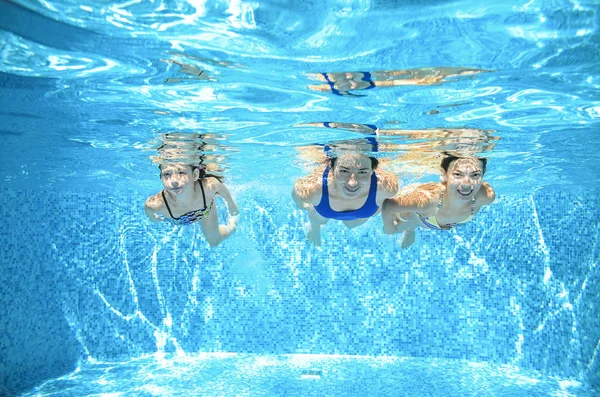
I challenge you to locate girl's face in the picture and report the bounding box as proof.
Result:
[332,155,373,198]
[160,164,198,195]
[443,159,484,202]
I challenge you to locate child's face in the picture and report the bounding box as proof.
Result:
[160,164,197,195]
[444,159,484,202]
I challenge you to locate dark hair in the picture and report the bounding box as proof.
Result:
[440,153,487,175]
[158,163,223,182]
[330,156,379,170]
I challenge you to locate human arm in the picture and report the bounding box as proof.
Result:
[478,182,496,206]
[144,195,164,223]
[376,171,400,203]
[291,173,321,212]
[381,184,438,233]
[307,84,333,92]
[214,180,239,216]
[381,198,403,234]
[374,75,444,87]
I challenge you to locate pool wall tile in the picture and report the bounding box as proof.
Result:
[1,189,598,394]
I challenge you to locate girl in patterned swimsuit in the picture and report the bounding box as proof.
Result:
[381,154,495,248]
[144,163,239,247]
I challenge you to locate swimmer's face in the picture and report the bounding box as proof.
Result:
[332,155,373,198]
[443,159,484,202]
[160,164,198,195]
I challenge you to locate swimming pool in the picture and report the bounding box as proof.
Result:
[1,0,599,396]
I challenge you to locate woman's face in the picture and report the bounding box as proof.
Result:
[332,155,373,198]
[443,159,484,202]
[160,164,198,195]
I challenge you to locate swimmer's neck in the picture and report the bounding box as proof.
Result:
[440,188,474,211]
[166,183,200,205]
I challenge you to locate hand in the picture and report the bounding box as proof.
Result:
[152,213,165,223]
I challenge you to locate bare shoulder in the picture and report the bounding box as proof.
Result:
[477,182,496,205]
[375,170,399,198]
[144,192,165,211]
[203,176,223,191]
[293,169,323,201]
[394,182,440,210]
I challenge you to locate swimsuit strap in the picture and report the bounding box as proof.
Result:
[320,166,331,205]
[321,73,366,97]
[161,180,208,220]
[360,72,376,89]
[162,190,176,219]
[322,73,342,96]
[199,178,208,209]
[365,136,379,153]
[434,186,445,214]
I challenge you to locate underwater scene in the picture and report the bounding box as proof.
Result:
[0,0,599,395]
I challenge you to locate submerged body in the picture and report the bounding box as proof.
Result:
[293,154,398,246]
[144,163,239,246]
[382,155,495,248]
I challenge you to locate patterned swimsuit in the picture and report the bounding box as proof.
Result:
[161,181,212,225]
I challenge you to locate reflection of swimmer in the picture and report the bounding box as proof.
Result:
[295,122,498,175]
[160,59,215,83]
[148,132,229,170]
[161,52,244,84]
[144,163,239,247]
[307,67,491,96]
[292,151,398,247]
[381,154,495,248]
[166,51,243,69]
[295,122,380,134]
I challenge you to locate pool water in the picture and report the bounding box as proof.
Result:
[1,0,599,396]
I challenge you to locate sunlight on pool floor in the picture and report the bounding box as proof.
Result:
[25,353,595,397]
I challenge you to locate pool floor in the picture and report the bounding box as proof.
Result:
[23,353,595,397]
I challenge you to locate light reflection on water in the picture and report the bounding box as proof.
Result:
[0,0,598,194]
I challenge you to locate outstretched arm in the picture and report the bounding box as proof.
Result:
[479,182,496,205]
[381,184,438,233]
[215,181,239,215]
[381,198,403,234]
[292,174,321,211]
[376,171,400,202]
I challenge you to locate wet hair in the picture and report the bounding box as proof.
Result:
[158,163,223,182]
[440,153,487,175]
[330,156,379,170]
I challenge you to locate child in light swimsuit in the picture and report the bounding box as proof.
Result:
[144,163,239,246]
[382,154,495,248]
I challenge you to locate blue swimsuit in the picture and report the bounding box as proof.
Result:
[314,166,379,221]
[321,72,376,97]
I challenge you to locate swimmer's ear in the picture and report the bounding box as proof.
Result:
[193,167,200,180]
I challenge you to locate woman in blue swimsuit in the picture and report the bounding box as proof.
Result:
[381,154,495,248]
[144,163,239,247]
[306,67,490,96]
[292,154,398,246]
